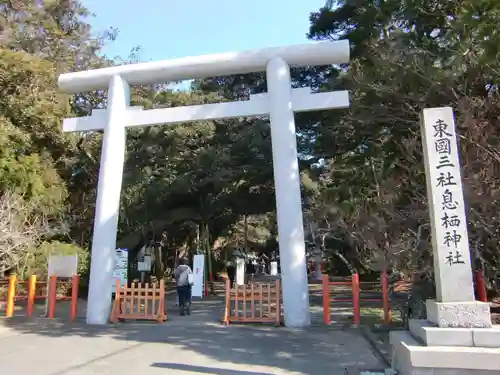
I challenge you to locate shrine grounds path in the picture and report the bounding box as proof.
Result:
[0,292,384,375]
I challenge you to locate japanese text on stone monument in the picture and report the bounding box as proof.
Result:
[421,107,474,302]
[432,119,464,266]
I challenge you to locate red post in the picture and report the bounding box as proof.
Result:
[475,270,487,302]
[322,274,331,325]
[71,275,79,320]
[6,274,16,318]
[381,270,391,324]
[352,273,360,326]
[27,275,37,317]
[48,276,57,318]
[223,278,230,325]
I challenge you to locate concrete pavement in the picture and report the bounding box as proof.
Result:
[0,296,384,375]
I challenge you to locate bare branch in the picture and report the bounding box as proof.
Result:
[0,192,52,272]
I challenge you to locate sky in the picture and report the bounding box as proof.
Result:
[82,0,326,63]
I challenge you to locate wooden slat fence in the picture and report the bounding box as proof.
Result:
[110,279,166,323]
[223,279,281,326]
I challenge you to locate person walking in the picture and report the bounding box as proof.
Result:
[225,259,236,289]
[246,260,256,282]
[174,258,194,316]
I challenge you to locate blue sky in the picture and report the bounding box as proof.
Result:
[83,0,326,62]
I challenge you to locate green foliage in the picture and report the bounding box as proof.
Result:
[0,49,71,214]
[0,1,112,272]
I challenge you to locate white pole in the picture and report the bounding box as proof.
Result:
[266,57,311,327]
[86,75,130,325]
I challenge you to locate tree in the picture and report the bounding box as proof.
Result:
[0,0,114,274]
[306,0,500,294]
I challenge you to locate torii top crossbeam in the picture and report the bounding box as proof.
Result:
[58,40,349,93]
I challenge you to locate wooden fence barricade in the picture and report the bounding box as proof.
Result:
[222,279,281,326]
[110,279,166,323]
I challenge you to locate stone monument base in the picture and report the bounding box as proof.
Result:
[391,319,500,375]
[426,300,492,328]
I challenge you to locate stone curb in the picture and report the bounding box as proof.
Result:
[359,325,391,367]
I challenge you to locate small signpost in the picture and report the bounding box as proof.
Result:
[45,255,78,317]
[112,248,128,290]
[192,254,205,298]
[270,261,278,276]
[137,254,151,283]
[48,255,78,278]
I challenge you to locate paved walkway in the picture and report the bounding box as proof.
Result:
[0,296,384,375]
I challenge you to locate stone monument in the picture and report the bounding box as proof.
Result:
[391,107,500,374]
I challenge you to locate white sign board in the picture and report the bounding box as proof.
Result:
[236,258,245,285]
[192,255,205,298]
[137,255,152,272]
[48,255,78,278]
[270,261,278,276]
[112,248,128,289]
[421,107,475,302]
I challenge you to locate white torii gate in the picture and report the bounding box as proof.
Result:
[58,40,350,327]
